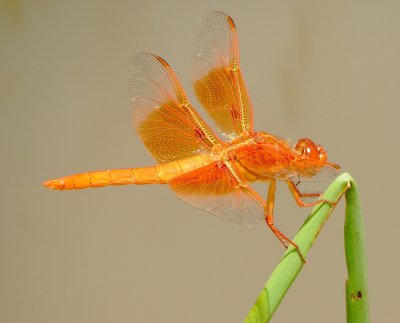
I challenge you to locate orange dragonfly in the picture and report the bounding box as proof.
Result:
[44,11,340,262]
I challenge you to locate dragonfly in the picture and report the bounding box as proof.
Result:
[44,11,340,262]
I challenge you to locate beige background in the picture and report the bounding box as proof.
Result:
[1,0,398,322]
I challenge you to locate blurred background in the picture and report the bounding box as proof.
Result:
[1,0,399,322]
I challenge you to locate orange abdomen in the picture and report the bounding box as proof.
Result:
[43,154,212,190]
[43,167,161,190]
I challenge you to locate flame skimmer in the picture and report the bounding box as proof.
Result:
[44,12,340,262]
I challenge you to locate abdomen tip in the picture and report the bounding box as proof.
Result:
[43,179,63,190]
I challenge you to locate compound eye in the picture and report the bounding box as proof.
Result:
[317,145,328,162]
[294,138,320,159]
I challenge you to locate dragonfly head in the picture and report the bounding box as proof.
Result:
[294,138,327,162]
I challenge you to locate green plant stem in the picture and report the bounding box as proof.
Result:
[344,179,369,322]
[244,172,369,323]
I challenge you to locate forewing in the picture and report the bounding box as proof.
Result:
[129,53,221,163]
[192,11,253,138]
[169,161,264,226]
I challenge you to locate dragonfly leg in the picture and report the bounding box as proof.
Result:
[286,180,337,208]
[265,179,306,263]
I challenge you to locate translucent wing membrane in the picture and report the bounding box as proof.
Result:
[169,161,264,226]
[288,161,340,182]
[129,53,221,163]
[192,11,253,138]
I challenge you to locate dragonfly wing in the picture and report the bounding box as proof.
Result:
[289,161,340,182]
[169,160,264,226]
[192,11,253,138]
[129,53,221,163]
